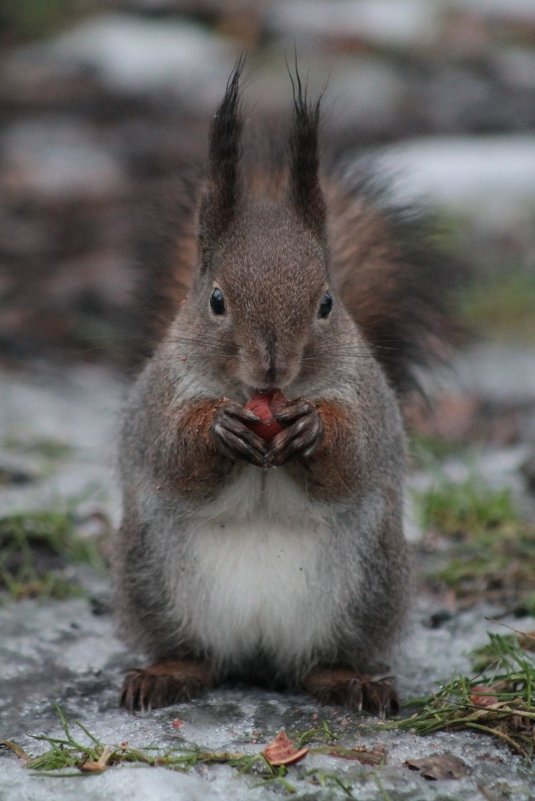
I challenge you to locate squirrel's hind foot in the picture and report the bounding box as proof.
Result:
[121,660,212,713]
[302,668,399,718]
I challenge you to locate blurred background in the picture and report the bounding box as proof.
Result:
[2,0,535,366]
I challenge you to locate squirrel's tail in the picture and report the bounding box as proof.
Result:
[326,163,463,395]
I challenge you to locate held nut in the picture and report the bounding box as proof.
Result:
[244,390,287,441]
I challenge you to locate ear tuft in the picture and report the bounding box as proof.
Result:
[199,54,246,264]
[288,64,326,238]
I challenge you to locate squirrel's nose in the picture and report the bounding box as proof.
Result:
[262,336,287,385]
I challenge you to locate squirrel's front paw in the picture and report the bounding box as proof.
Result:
[212,400,269,468]
[268,398,323,466]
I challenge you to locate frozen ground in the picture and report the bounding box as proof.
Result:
[1,357,534,801]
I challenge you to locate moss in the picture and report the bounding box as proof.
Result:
[420,478,516,534]
[409,433,468,468]
[458,267,535,342]
[0,0,73,45]
[0,509,106,600]
[4,436,73,461]
[417,478,535,608]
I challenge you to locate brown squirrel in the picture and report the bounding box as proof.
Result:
[113,60,455,715]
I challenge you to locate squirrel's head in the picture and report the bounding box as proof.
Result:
[189,58,338,394]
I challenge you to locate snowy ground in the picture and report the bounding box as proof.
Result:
[1,356,534,801]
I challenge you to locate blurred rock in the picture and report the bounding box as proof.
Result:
[11,13,234,106]
[1,118,126,202]
[521,450,535,492]
[323,58,407,137]
[494,46,535,91]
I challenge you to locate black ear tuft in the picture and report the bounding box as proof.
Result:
[199,54,245,264]
[288,64,326,238]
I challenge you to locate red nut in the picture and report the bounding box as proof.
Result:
[244,390,287,441]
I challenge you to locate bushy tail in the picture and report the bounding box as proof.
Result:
[326,164,464,395]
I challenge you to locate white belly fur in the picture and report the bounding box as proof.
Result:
[183,467,341,672]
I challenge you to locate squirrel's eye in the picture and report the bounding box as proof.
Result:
[318,290,333,319]
[210,287,225,315]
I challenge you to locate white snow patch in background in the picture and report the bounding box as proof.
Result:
[376,136,535,214]
[2,119,125,201]
[452,0,535,23]
[453,343,535,403]
[270,0,442,47]
[271,0,535,46]
[14,13,233,105]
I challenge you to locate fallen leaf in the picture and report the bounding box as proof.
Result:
[262,731,308,766]
[405,752,469,780]
[471,685,498,707]
[171,719,184,729]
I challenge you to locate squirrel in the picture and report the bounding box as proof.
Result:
[113,59,456,716]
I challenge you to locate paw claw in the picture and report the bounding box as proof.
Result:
[212,403,268,466]
[120,661,211,713]
[303,668,399,717]
[267,399,322,465]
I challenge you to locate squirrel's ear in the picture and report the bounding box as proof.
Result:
[288,67,326,239]
[198,55,245,269]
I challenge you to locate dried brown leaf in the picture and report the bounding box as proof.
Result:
[406,752,469,780]
[262,731,308,766]
[470,685,499,707]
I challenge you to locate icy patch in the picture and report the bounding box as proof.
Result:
[0,760,251,801]
[0,363,123,519]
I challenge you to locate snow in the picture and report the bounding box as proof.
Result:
[31,13,233,104]
[1,362,534,801]
[269,0,443,48]
[375,136,535,217]
[2,119,125,202]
